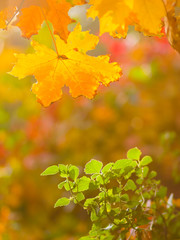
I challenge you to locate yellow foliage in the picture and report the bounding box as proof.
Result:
[88,0,166,37]
[9,25,122,107]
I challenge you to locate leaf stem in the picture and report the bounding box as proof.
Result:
[40,7,59,56]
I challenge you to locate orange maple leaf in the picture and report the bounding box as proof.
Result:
[16,0,72,41]
[9,25,122,107]
[0,0,84,40]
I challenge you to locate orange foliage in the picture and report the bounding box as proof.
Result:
[9,25,122,106]
[0,0,84,40]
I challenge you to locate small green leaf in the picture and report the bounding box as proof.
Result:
[140,156,152,167]
[84,198,96,207]
[98,192,105,201]
[41,165,59,176]
[142,166,149,178]
[113,159,136,170]
[96,175,104,184]
[112,187,121,195]
[114,218,127,225]
[89,181,99,190]
[124,179,137,191]
[156,186,167,198]
[101,163,114,173]
[143,192,151,199]
[90,209,98,221]
[85,159,103,174]
[69,165,79,180]
[136,178,143,185]
[64,181,74,191]
[127,147,142,160]
[106,202,111,213]
[58,164,68,178]
[58,181,66,189]
[91,173,100,179]
[127,200,139,208]
[148,170,157,179]
[54,197,70,208]
[120,194,129,202]
[77,176,91,191]
[74,192,85,203]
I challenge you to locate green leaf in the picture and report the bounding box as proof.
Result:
[98,192,105,201]
[127,201,139,208]
[84,198,96,207]
[64,181,74,191]
[79,236,92,240]
[120,194,129,202]
[77,176,91,192]
[113,159,136,170]
[69,165,79,180]
[142,166,149,178]
[96,175,104,184]
[148,170,157,179]
[124,179,137,191]
[89,181,99,190]
[127,147,142,160]
[41,165,59,176]
[91,173,100,179]
[54,197,70,208]
[112,187,121,195]
[58,164,68,178]
[136,178,143,185]
[114,218,127,225]
[156,186,167,198]
[106,202,111,213]
[58,181,66,189]
[140,156,152,167]
[90,209,98,221]
[101,163,114,173]
[143,192,151,199]
[85,159,103,174]
[74,192,85,203]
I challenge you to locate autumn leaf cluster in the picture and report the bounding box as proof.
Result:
[0,0,179,106]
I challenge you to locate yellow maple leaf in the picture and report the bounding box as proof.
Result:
[9,25,122,107]
[132,0,166,35]
[88,0,133,38]
[88,0,166,37]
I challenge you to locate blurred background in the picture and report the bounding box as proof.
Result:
[0,4,180,240]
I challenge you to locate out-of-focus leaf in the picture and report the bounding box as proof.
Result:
[127,147,142,161]
[140,156,152,166]
[124,179,137,191]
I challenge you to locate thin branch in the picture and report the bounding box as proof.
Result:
[5,0,26,28]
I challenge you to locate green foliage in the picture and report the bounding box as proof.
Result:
[85,159,103,174]
[127,147,142,160]
[42,148,180,240]
[41,165,59,176]
[55,197,71,207]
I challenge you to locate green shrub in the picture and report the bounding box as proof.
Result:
[42,148,180,240]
